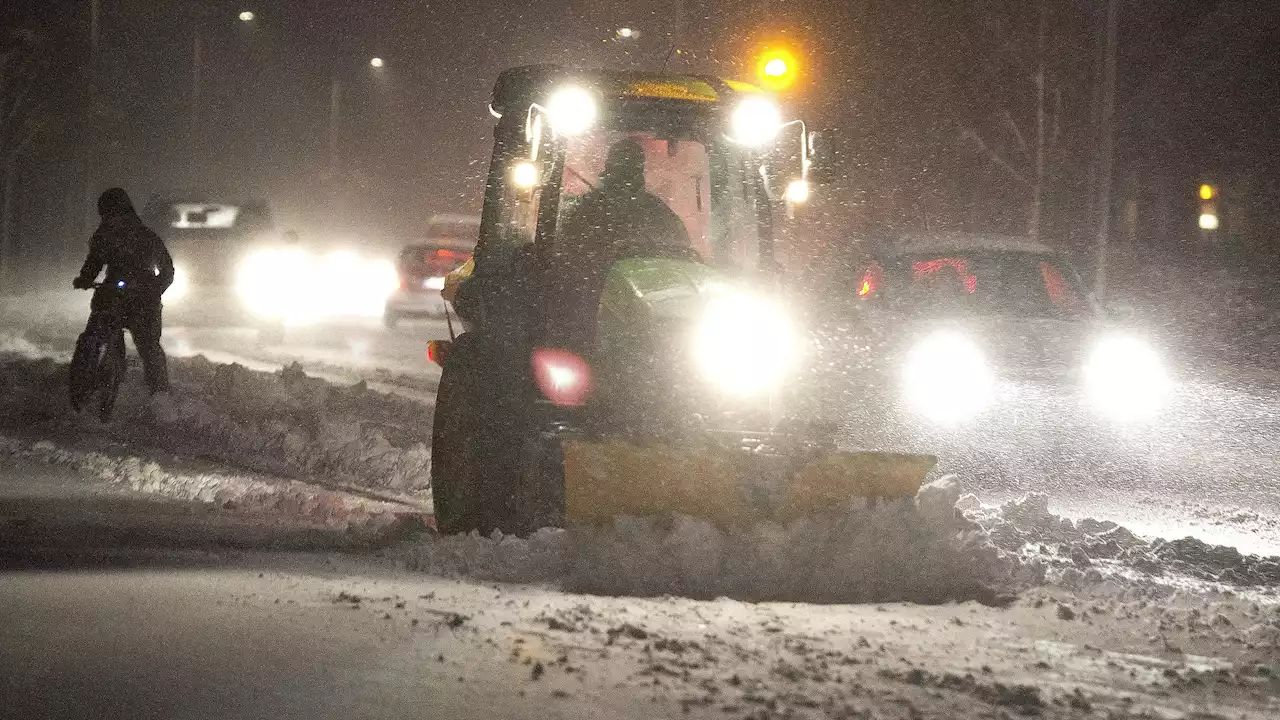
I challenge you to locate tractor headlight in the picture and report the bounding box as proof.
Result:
[1084,335,1170,421]
[692,291,798,395]
[902,332,994,422]
[729,96,783,146]
[547,86,597,136]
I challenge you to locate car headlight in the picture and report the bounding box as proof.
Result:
[902,331,994,422]
[692,291,798,395]
[1084,335,1170,421]
[164,265,189,303]
[235,247,311,320]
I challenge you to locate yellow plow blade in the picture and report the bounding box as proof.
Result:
[562,439,936,528]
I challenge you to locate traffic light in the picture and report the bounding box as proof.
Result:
[754,46,799,92]
[1198,183,1219,231]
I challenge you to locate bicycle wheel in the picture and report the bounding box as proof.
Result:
[97,331,127,423]
[68,330,101,412]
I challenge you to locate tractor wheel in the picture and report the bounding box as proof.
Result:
[507,431,565,534]
[430,336,483,535]
[430,334,565,537]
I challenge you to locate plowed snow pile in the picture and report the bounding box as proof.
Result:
[972,492,1280,587]
[0,348,433,502]
[398,480,1280,604]
[400,478,1022,603]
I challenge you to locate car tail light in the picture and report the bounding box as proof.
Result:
[531,348,591,406]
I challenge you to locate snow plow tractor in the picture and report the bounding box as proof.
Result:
[429,65,935,535]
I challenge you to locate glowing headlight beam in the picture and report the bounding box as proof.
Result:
[729,96,783,147]
[511,160,539,189]
[692,290,798,395]
[902,331,994,423]
[164,265,189,303]
[1084,335,1171,422]
[784,179,810,204]
[546,86,597,136]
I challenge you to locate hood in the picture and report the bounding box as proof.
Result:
[97,188,136,218]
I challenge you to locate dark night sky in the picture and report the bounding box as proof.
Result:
[3,0,1276,251]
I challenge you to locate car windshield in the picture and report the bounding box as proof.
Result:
[882,251,1090,320]
[145,201,272,241]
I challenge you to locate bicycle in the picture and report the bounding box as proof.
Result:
[69,279,129,423]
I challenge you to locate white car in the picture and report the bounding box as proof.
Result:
[142,195,399,341]
[383,221,476,328]
[809,233,1171,427]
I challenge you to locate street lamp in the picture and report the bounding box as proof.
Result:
[238,10,255,22]
[328,56,391,184]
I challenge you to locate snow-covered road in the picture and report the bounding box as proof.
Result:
[2,511,1277,720]
[3,287,1279,556]
[1,286,1278,718]
[1,450,1276,720]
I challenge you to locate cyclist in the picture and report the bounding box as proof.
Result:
[72,187,175,395]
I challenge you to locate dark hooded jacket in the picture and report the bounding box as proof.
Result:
[77,188,174,298]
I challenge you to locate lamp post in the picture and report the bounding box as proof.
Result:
[187,10,258,185]
[327,56,388,191]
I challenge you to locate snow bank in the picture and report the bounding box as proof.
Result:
[970,492,1280,589]
[0,352,434,503]
[398,477,1031,604]
[398,482,1279,603]
[0,436,412,532]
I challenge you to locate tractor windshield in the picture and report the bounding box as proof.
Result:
[551,122,764,272]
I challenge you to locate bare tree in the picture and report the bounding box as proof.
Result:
[0,30,50,284]
[955,0,1065,242]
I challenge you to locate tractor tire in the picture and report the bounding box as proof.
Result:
[430,333,566,537]
[507,431,565,534]
[430,336,483,535]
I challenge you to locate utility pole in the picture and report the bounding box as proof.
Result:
[327,77,342,185]
[1094,0,1118,298]
[81,0,103,247]
[1029,0,1047,242]
[189,35,203,185]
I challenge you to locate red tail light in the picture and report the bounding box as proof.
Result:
[531,348,591,406]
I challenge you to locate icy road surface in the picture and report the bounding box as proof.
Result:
[1,455,1277,720]
[3,287,1277,556]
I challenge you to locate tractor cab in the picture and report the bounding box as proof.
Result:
[453,66,810,331]
[430,66,932,537]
